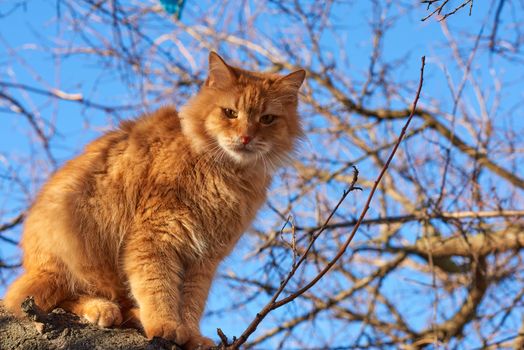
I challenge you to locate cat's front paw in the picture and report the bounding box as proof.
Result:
[144,319,190,345]
[183,335,215,350]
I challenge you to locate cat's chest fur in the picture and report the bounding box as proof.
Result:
[131,136,270,261]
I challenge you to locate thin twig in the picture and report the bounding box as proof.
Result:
[217,328,230,347]
[421,0,474,21]
[228,56,426,349]
[227,167,360,349]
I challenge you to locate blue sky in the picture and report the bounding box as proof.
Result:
[1,1,523,348]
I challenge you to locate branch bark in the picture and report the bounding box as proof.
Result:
[0,298,181,350]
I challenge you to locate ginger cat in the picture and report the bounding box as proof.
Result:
[3,52,304,349]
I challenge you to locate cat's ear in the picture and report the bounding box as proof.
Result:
[206,52,237,88]
[275,69,306,93]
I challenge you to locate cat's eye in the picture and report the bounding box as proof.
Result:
[222,108,238,119]
[260,114,276,125]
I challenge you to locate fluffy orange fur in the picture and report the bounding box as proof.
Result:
[3,52,304,349]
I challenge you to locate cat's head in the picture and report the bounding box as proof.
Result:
[180,52,305,169]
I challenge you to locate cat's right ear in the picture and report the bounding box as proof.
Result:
[206,52,237,88]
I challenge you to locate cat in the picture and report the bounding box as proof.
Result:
[3,52,305,350]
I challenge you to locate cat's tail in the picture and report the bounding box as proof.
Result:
[3,268,70,317]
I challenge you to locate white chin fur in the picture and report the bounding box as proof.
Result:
[217,138,274,166]
[217,142,255,164]
[224,147,257,164]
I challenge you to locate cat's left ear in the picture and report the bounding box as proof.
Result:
[275,69,306,93]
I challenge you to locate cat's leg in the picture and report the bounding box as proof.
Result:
[122,234,190,345]
[180,261,219,350]
[4,260,70,317]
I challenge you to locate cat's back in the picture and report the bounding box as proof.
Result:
[26,106,182,227]
[118,105,182,153]
[20,106,184,257]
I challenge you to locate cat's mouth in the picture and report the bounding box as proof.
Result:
[230,145,254,153]
[221,143,262,163]
[216,137,268,164]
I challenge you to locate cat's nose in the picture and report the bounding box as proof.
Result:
[241,135,252,145]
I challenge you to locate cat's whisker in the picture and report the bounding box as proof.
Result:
[268,156,280,173]
[256,152,267,175]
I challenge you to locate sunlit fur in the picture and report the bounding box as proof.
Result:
[3,52,304,350]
